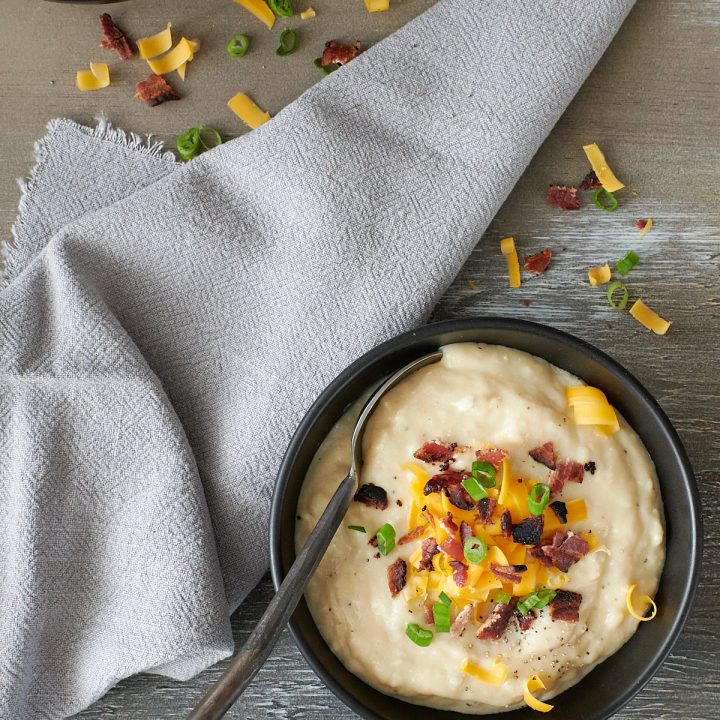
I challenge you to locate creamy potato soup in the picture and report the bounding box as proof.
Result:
[296,343,664,713]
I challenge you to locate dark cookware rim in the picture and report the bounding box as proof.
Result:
[270,317,702,720]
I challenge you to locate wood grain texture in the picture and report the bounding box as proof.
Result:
[0,0,718,717]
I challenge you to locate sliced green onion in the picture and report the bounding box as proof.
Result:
[376,523,395,556]
[314,57,339,74]
[464,536,487,565]
[176,128,201,161]
[198,126,223,151]
[433,603,451,633]
[528,483,551,516]
[461,475,488,502]
[517,589,557,616]
[615,250,639,276]
[492,591,512,605]
[405,623,433,647]
[593,188,619,212]
[439,591,452,607]
[348,525,366,533]
[607,280,629,310]
[535,589,557,607]
[276,28,297,56]
[471,460,497,488]
[268,0,294,17]
[227,34,250,57]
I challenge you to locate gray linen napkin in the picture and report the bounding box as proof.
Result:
[0,0,635,717]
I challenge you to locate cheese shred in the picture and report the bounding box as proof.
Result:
[582,143,625,192]
[76,63,110,91]
[500,237,521,288]
[626,584,658,622]
[147,37,195,75]
[588,263,611,286]
[227,92,271,129]
[136,23,173,59]
[639,218,653,236]
[234,0,276,29]
[365,0,390,10]
[300,7,316,18]
[629,299,671,335]
[566,385,620,435]
[524,675,554,712]
[461,659,508,686]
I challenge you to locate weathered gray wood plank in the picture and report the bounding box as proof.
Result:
[0,0,717,717]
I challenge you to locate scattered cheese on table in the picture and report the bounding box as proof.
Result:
[582,143,625,192]
[76,62,110,91]
[500,237,521,288]
[136,23,173,59]
[629,299,671,335]
[588,263,611,286]
[234,0,276,29]
[147,37,195,75]
[300,7,316,19]
[365,0,390,11]
[227,92,271,128]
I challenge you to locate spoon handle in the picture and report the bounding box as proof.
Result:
[187,471,357,720]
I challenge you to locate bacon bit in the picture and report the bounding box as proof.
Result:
[368,535,378,548]
[516,608,536,631]
[387,558,407,597]
[468,280,480,291]
[440,536,466,563]
[423,602,435,625]
[549,460,585,495]
[440,512,458,533]
[584,461,597,475]
[549,500,568,524]
[521,299,533,307]
[490,563,527,584]
[321,40,361,67]
[527,545,553,567]
[477,497,497,524]
[450,603,474,638]
[524,249,553,275]
[353,483,388,510]
[398,524,426,545]
[477,600,515,641]
[450,560,468,587]
[414,441,457,464]
[418,537,439,571]
[529,441,557,470]
[547,185,581,210]
[550,589,582,622]
[447,484,476,511]
[579,170,602,190]
[135,74,180,107]
[475,447,508,468]
[459,520,473,544]
[636,219,648,230]
[500,508,513,539]
[421,507,436,527]
[532,531,589,572]
[99,14,134,60]
[512,515,544,545]
[424,470,467,495]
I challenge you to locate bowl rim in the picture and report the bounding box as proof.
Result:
[270,317,702,720]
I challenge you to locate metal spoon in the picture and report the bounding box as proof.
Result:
[187,350,443,720]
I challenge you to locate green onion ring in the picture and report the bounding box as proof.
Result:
[433,603,451,633]
[176,128,201,161]
[405,623,433,647]
[268,0,294,16]
[528,482,551,516]
[607,280,629,310]
[464,536,487,565]
[198,126,223,151]
[471,460,497,488]
[461,475,488,502]
[615,250,639,276]
[593,188,619,211]
[276,28,297,56]
[375,523,396,556]
[227,34,250,57]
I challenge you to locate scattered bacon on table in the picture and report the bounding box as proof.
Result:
[99,13,134,60]
[353,482,388,509]
[546,184,581,210]
[524,249,553,275]
[321,40,362,67]
[135,74,180,106]
[579,170,602,190]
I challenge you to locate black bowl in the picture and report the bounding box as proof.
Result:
[270,318,701,720]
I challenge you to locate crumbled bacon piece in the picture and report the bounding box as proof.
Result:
[512,515,544,545]
[440,536,465,563]
[579,170,602,190]
[418,537,439,571]
[450,603,474,638]
[99,13,133,60]
[500,509,513,539]
[353,483,388,510]
[423,602,435,625]
[516,608,536,631]
[321,40,361,67]
[549,460,585,495]
[424,470,467,495]
[398,524,426,545]
[531,531,589,572]
[489,563,527,584]
[447,483,475,511]
[422,507,436,526]
[477,497,497,524]
[368,535,378,548]
[440,512,458,533]
[527,545,553,566]
[477,601,515,641]
[524,249,553,275]
[414,441,457,464]
[387,559,407,597]
[529,441,557,470]
[550,589,582,622]
[450,560,468,587]
[547,185,581,210]
[135,74,181,107]
[459,520,473,544]
[549,500,568,524]
[636,219,648,230]
[475,448,508,468]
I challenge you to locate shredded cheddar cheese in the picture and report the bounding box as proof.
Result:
[137,23,173,59]
[177,39,201,80]
[524,675,554,712]
[76,62,110,91]
[582,143,625,192]
[629,299,671,335]
[565,498,587,523]
[147,37,195,75]
[300,7,316,18]
[566,385,619,435]
[227,92,271,129]
[365,0,390,11]
[626,584,658,622]
[462,659,508,686]
[588,263,611,286]
[500,237,521,288]
[234,0,276,29]
[639,218,653,236]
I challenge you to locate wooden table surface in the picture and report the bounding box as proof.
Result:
[1,0,718,718]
